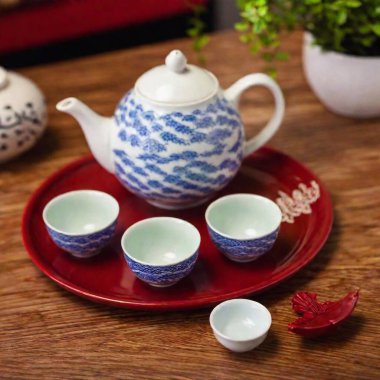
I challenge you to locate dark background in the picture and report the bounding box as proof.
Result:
[0,0,240,68]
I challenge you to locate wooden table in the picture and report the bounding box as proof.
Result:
[1,31,379,379]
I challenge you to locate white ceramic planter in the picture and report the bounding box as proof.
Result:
[303,32,380,118]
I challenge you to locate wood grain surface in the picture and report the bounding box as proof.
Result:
[0,31,379,380]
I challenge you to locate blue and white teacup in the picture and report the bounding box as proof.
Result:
[205,194,282,263]
[121,217,200,287]
[43,190,119,258]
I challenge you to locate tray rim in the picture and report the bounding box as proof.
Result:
[22,148,333,310]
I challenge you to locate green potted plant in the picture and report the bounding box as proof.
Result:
[189,0,380,118]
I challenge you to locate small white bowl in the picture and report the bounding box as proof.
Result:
[43,190,119,258]
[210,299,272,352]
[122,217,200,287]
[205,194,282,262]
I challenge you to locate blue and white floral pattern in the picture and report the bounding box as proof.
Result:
[113,92,244,208]
[47,221,117,258]
[208,228,279,262]
[124,251,198,287]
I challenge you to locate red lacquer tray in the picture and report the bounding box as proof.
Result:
[22,147,333,310]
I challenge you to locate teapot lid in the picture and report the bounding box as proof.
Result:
[135,50,218,106]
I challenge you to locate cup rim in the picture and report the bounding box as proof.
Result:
[205,193,282,241]
[209,298,272,343]
[121,217,201,267]
[42,190,119,236]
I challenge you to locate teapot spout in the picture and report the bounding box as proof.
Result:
[56,97,114,173]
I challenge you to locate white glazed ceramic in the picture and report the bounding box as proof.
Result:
[121,217,200,287]
[56,49,285,209]
[205,194,282,262]
[0,67,47,162]
[303,32,380,118]
[43,190,119,258]
[210,299,272,353]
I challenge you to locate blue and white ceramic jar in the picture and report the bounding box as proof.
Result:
[57,50,285,209]
[0,67,47,163]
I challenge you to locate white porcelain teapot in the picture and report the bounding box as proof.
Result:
[57,50,284,209]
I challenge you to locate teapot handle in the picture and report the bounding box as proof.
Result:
[224,73,285,158]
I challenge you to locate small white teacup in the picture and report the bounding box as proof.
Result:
[210,299,272,352]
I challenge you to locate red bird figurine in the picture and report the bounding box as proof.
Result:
[288,290,359,338]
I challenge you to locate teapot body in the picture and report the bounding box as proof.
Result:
[112,91,244,209]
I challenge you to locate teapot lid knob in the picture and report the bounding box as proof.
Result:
[0,67,8,89]
[165,50,187,73]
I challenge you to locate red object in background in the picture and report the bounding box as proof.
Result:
[0,0,204,54]
[288,290,360,338]
[22,147,333,310]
